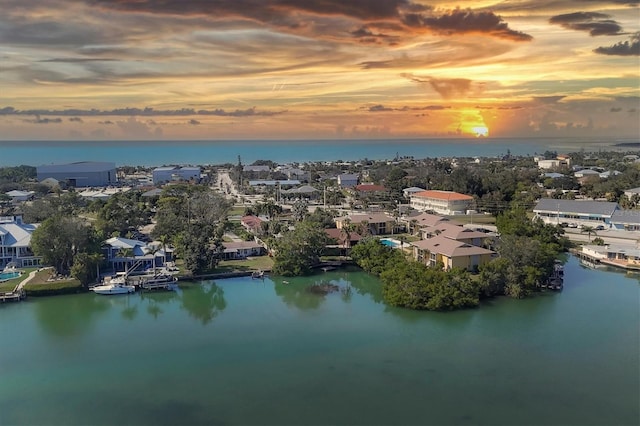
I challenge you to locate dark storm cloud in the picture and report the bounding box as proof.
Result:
[549,12,624,36]
[403,8,533,41]
[0,106,286,117]
[87,0,531,42]
[594,32,640,55]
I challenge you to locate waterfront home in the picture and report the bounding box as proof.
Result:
[0,215,41,268]
[324,228,362,255]
[337,173,359,188]
[411,235,495,272]
[409,190,473,215]
[419,222,489,246]
[102,237,172,273]
[335,213,396,235]
[221,241,265,260]
[579,243,640,270]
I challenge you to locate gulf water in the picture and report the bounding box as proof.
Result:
[0,137,636,167]
[1,257,638,425]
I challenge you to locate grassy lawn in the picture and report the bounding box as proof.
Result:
[0,268,38,293]
[215,256,274,273]
[22,268,83,296]
[228,206,246,216]
[448,214,496,225]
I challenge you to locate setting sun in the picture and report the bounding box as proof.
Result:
[472,126,489,137]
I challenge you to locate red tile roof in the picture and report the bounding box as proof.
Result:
[413,190,473,201]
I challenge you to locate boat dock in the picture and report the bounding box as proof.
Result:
[0,289,26,303]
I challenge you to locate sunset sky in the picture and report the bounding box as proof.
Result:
[1,0,639,140]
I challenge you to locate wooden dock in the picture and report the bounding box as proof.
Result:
[0,290,26,303]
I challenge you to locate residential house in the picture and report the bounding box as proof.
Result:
[102,237,172,273]
[580,243,640,270]
[402,187,426,198]
[623,187,640,199]
[0,215,41,268]
[337,173,359,188]
[324,228,362,255]
[420,222,489,246]
[5,190,35,202]
[280,185,319,200]
[409,190,474,215]
[241,215,265,234]
[221,241,265,260]
[411,235,495,272]
[335,213,396,235]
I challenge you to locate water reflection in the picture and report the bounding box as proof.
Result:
[179,282,226,325]
[34,294,110,337]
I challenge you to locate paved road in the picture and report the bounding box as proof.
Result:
[563,228,640,245]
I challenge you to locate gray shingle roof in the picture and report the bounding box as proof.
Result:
[611,210,640,225]
[533,199,619,216]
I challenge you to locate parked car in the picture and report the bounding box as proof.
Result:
[568,223,578,228]
[595,225,605,231]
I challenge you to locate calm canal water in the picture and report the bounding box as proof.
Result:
[1,256,638,426]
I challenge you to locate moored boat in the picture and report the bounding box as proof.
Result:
[91,283,136,295]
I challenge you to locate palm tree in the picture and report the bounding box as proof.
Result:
[159,234,170,267]
[340,219,354,257]
[409,219,419,236]
[580,225,597,242]
[117,247,135,273]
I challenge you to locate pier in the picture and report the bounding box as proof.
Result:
[0,289,26,303]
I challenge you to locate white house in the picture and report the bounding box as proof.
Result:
[5,190,35,202]
[0,215,41,268]
[221,241,265,260]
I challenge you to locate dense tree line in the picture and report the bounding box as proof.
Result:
[271,220,331,276]
[349,207,569,310]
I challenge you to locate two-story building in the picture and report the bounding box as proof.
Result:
[409,190,474,215]
[0,215,41,268]
[335,213,396,235]
[411,235,495,272]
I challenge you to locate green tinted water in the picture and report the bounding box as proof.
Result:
[1,257,638,425]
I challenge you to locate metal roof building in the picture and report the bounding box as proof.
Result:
[37,161,117,187]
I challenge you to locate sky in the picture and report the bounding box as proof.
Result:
[1,0,639,141]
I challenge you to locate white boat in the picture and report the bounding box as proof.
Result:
[91,274,135,295]
[91,282,135,295]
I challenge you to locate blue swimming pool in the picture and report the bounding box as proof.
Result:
[379,238,400,248]
[0,271,20,281]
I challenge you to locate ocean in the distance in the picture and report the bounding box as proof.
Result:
[0,137,637,167]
